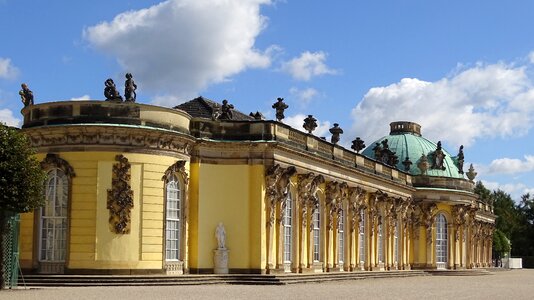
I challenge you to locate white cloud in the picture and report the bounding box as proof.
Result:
[0,58,19,80]
[84,0,273,105]
[481,180,534,202]
[281,51,337,81]
[70,95,91,101]
[351,62,534,147]
[529,51,534,64]
[0,108,21,127]
[488,155,534,174]
[289,87,318,106]
[284,113,331,137]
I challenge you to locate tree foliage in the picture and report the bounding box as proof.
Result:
[474,181,534,259]
[0,124,45,212]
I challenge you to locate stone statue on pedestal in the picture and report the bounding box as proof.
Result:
[215,222,226,249]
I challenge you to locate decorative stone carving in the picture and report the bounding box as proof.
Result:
[466,164,477,182]
[410,203,422,240]
[372,139,399,167]
[422,203,438,245]
[456,145,464,174]
[265,165,297,226]
[329,123,343,144]
[431,141,446,170]
[19,83,34,107]
[104,78,123,101]
[249,111,265,120]
[107,154,133,234]
[351,137,366,154]
[40,153,76,178]
[402,157,412,172]
[297,173,324,225]
[417,153,429,175]
[325,181,348,230]
[303,115,318,134]
[162,160,189,185]
[124,73,137,102]
[272,97,288,121]
[348,186,365,232]
[452,205,469,241]
[218,99,234,120]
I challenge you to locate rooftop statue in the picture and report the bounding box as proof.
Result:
[431,141,446,170]
[272,97,288,121]
[303,115,318,134]
[19,83,34,107]
[402,156,413,171]
[351,137,366,154]
[104,78,123,101]
[124,73,137,102]
[329,123,343,144]
[457,145,465,174]
[417,153,429,175]
[218,99,234,120]
[466,164,477,182]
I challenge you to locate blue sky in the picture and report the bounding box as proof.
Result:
[1,0,533,200]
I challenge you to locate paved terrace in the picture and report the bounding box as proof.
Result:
[2,269,533,300]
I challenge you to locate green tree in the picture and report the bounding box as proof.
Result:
[0,124,46,212]
[0,123,46,288]
[493,229,511,261]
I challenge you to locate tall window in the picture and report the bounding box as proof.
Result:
[394,221,399,264]
[283,192,293,263]
[40,169,68,262]
[436,213,448,264]
[338,209,344,264]
[359,209,365,264]
[312,201,321,262]
[378,221,384,263]
[166,175,181,261]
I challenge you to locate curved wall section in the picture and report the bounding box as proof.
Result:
[21,101,191,134]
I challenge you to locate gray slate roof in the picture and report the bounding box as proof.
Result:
[174,96,254,121]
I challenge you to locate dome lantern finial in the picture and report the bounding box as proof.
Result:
[390,121,421,136]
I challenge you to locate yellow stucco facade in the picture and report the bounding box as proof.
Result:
[18,100,495,275]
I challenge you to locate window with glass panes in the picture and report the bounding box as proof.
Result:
[359,209,365,264]
[338,209,344,264]
[283,192,292,263]
[394,221,399,264]
[436,213,448,263]
[312,205,321,262]
[378,221,384,263]
[165,175,181,261]
[40,169,68,262]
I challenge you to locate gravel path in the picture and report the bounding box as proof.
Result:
[2,269,532,300]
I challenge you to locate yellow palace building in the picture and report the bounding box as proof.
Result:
[18,96,495,275]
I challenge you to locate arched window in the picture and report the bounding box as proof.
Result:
[338,209,344,265]
[312,197,321,262]
[436,213,448,265]
[165,174,181,261]
[283,191,293,263]
[359,209,366,265]
[40,168,68,262]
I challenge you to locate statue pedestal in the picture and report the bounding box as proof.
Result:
[213,249,229,274]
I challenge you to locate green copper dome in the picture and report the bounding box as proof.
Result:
[362,121,464,179]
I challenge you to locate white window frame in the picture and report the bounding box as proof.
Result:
[283,192,293,263]
[394,221,399,264]
[165,174,182,261]
[39,168,68,262]
[312,204,321,262]
[378,221,384,263]
[359,209,366,264]
[436,213,448,264]
[338,209,344,264]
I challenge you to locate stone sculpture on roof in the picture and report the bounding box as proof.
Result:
[329,123,343,144]
[272,97,288,121]
[351,137,366,153]
[124,73,137,102]
[303,115,318,134]
[218,99,234,120]
[104,78,123,101]
[19,83,34,107]
[432,141,446,170]
[457,145,465,174]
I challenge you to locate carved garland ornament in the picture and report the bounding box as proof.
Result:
[107,154,134,234]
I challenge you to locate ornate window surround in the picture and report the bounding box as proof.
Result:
[162,160,189,274]
[37,153,76,274]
